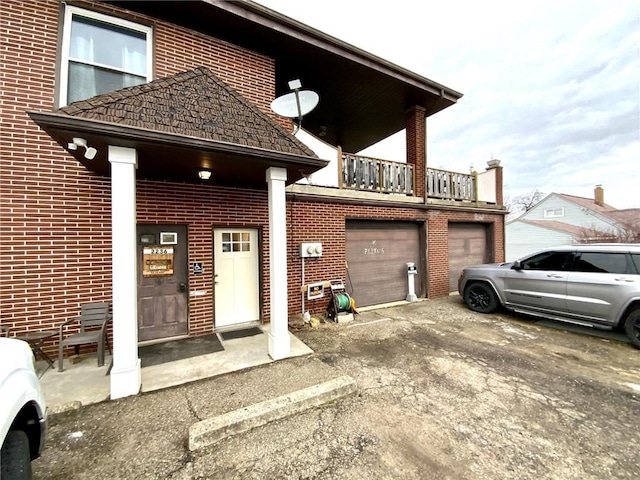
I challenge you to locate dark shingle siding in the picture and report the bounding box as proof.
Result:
[58,67,316,158]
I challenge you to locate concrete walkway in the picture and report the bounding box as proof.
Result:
[40,325,314,413]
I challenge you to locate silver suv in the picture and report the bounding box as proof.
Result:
[458,244,640,349]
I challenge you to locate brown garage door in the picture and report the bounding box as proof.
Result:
[448,223,490,292]
[346,221,422,307]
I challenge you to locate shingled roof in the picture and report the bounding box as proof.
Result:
[57,66,316,158]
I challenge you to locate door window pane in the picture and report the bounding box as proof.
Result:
[522,252,575,271]
[221,231,251,253]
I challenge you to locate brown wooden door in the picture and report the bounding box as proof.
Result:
[346,221,421,307]
[448,223,490,292]
[137,225,188,342]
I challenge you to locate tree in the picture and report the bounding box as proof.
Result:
[506,189,545,220]
[576,224,640,244]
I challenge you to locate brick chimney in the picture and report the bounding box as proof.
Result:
[594,185,604,207]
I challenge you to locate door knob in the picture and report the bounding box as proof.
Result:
[179,282,187,292]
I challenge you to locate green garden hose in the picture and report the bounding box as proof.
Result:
[335,293,351,311]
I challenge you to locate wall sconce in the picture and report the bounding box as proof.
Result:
[198,170,212,180]
[67,137,97,160]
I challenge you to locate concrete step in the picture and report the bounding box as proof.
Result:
[189,375,356,451]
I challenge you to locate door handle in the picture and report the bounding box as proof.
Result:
[546,274,563,279]
[214,273,219,285]
[179,282,187,293]
[614,278,634,282]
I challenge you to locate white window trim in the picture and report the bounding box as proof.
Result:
[543,207,564,218]
[59,5,153,107]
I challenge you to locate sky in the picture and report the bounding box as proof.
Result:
[255,0,640,209]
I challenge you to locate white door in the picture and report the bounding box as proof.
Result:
[214,229,259,328]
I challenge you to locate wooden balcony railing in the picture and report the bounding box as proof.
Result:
[340,153,414,195]
[426,168,476,201]
[339,153,484,203]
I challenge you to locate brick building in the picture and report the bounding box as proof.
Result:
[1,0,506,398]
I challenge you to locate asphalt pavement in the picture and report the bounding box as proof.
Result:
[33,296,640,479]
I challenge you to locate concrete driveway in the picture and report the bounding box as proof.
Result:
[33,296,640,479]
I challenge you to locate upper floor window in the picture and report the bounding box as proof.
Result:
[543,207,564,218]
[60,6,152,106]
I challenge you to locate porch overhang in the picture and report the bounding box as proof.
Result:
[28,111,328,188]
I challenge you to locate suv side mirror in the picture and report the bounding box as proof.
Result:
[512,260,522,270]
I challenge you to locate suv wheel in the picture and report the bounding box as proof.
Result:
[463,282,498,314]
[624,308,640,349]
[1,430,33,480]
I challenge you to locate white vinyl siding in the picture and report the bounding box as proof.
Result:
[505,221,573,262]
[521,195,616,230]
[60,6,153,107]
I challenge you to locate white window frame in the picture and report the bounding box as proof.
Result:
[59,6,153,107]
[543,207,564,218]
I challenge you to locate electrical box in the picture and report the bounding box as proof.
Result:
[300,242,323,258]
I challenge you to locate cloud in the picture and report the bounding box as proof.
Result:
[256,0,640,208]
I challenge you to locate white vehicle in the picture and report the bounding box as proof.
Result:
[1,338,47,479]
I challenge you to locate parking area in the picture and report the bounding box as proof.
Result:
[33,296,639,479]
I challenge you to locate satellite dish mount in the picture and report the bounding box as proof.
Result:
[270,79,319,134]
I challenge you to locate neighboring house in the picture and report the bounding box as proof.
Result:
[1,0,506,400]
[506,186,640,261]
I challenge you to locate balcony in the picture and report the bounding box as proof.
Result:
[339,153,414,195]
[338,152,500,204]
[426,168,475,201]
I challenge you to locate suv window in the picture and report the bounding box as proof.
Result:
[577,252,634,274]
[632,254,640,274]
[521,252,575,271]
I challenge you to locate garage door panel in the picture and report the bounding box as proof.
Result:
[346,221,421,307]
[448,223,489,292]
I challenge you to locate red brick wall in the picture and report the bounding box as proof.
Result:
[1,0,113,338]
[136,181,272,335]
[286,197,505,314]
[0,0,505,354]
[0,1,282,343]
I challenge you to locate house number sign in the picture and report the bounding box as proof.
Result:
[142,246,174,277]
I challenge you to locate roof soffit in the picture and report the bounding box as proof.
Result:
[101,0,463,152]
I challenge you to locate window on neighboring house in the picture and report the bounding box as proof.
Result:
[543,207,564,218]
[60,6,152,106]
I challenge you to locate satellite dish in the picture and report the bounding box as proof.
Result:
[270,90,319,118]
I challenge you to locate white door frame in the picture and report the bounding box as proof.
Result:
[213,228,260,328]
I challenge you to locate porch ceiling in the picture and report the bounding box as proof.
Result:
[103,0,463,153]
[28,111,327,188]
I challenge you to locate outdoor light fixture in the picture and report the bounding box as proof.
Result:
[198,170,212,180]
[68,137,97,160]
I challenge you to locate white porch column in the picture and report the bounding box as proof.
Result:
[266,166,291,360]
[108,146,141,399]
